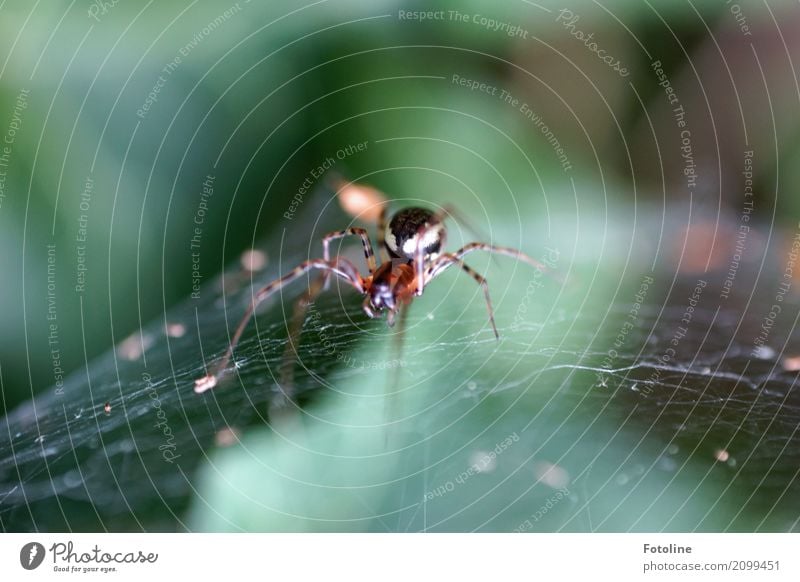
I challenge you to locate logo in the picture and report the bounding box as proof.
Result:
[20,542,46,570]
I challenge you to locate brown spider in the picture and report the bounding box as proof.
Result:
[195,204,551,393]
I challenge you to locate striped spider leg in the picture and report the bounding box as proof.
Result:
[322,227,377,289]
[408,204,496,298]
[422,243,557,340]
[277,273,326,406]
[377,206,391,263]
[277,226,381,397]
[424,253,499,339]
[195,258,365,393]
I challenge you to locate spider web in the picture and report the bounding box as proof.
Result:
[1,209,800,533]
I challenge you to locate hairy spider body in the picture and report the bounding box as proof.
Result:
[385,207,445,260]
[195,201,553,393]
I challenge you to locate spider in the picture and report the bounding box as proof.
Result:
[195,203,552,393]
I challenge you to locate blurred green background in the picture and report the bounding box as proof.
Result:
[2,0,800,532]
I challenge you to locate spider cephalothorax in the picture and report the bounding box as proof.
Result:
[195,198,552,393]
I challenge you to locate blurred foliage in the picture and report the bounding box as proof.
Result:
[0,0,734,413]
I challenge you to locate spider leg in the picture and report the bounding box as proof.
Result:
[426,254,499,340]
[449,243,561,281]
[277,272,326,407]
[408,205,506,297]
[437,204,492,246]
[377,206,390,262]
[412,215,448,297]
[322,227,377,289]
[437,205,501,267]
[195,258,365,393]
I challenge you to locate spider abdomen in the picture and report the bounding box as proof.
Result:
[385,207,446,260]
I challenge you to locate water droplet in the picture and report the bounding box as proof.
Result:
[467,381,477,391]
[533,461,570,489]
[240,249,267,272]
[166,323,186,338]
[63,470,83,488]
[615,473,629,486]
[215,427,241,447]
[782,356,800,371]
[668,444,679,455]
[118,332,154,361]
[470,450,496,473]
[658,456,678,472]
[753,345,775,360]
